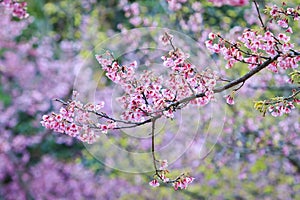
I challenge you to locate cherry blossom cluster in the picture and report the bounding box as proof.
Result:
[268,101,296,117]
[96,35,218,121]
[149,160,195,190]
[254,90,300,117]
[41,92,116,144]
[267,2,300,30]
[205,30,299,71]
[0,0,29,19]
[172,175,195,190]
[208,0,249,7]
[205,2,300,107]
[161,49,218,107]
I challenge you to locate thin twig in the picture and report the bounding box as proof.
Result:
[253,0,267,31]
[218,77,232,82]
[217,35,269,60]
[265,88,300,105]
[151,118,158,171]
[234,81,245,92]
[169,39,176,52]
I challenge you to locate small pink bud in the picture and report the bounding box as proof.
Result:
[286,27,293,33]
[226,95,235,105]
[208,32,216,40]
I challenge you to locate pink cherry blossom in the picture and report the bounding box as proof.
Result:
[277,19,289,28]
[160,32,174,46]
[278,33,290,43]
[159,160,168,170]
[149,179,160,187]
[173,176,195,190]
[286,27,293,33]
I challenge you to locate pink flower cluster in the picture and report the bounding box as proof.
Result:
[161,50,218,107]
[0,0,29,19]
[95,53,137,84]
[268,101,296,117]
[149,175,195,190]
[149,160,169,187]
[149,160,195,190]
[41,94,116,144]
[160,32,174,46]
[208,0,249,7]
[269,3,300,26]
[96,41,218,121]
[267,3,300,41]
[173,176,195,190]
[205,30,299,71]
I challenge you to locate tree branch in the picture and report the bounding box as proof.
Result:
[214,54,280,93]
[151,118,158,171]
[253,0,267,31]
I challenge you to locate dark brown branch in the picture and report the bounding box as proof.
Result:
[214,54,280,93]
[286,89,300,100]
[253,0,267,31]
[234,81,245,92]
[218,77,232,82]
[54,98,68,105]
[290,49,300,56]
